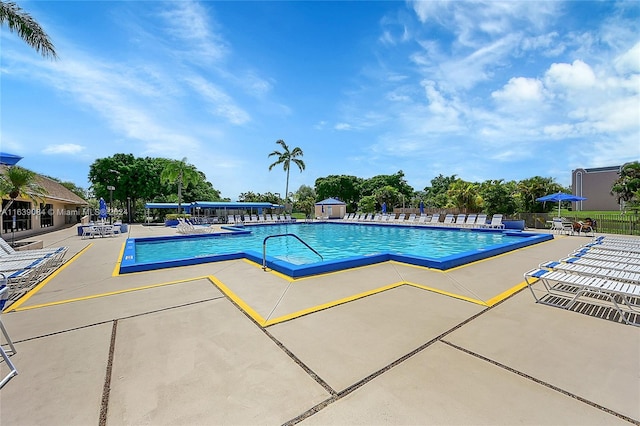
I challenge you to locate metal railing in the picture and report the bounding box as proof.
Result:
[262,234,323,270]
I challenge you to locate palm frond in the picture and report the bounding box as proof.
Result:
[0,1,58,59]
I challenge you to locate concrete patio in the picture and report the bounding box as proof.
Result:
[0,224,638,425]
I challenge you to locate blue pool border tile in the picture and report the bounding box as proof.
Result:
[120,224,553,277]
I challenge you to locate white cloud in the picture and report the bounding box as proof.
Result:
[492,77,545,103]
[43,144,85,155]
[544,60,597,90]
[184,75,251,125]
[614,41,640,74]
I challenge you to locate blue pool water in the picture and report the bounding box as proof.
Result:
[135,223,519,264]
[121,222,553,277]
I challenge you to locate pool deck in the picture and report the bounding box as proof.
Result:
[1,224,639,425]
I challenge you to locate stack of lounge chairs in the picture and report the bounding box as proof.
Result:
[0,238,67,310]
[524,236,640,326]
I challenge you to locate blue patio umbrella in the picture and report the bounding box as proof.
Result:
[0,152,22,166]
[99,198,108,221]
[419,201,424,215]
[536,192,587,216]
[382,202,387,214]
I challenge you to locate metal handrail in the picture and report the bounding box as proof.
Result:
[262,233,323,270]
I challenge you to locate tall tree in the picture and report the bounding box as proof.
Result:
[314,175,361,211]
[0,1,57,58]
[611,161,640,209]
[160,157,200,214]
[268,139,305,206]
[0,165,48,216]
[516,176,564,213]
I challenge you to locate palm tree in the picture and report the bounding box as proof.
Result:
[0,1,58,59]
[160,158,200,214]
[268,139,305,208]
[0,165,48,217]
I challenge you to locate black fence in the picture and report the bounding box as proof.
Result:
[515,212,640,236]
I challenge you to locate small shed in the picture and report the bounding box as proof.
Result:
[315,198,346,219]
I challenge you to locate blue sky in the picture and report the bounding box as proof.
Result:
[1,1,639,200]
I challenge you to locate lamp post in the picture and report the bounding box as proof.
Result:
[107,186,115,224]
[107,169,120,224]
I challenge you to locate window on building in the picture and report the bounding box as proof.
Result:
[40,203,53,227]
[1,200,33,233]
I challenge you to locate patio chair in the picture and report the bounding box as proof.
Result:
[570,249,640,266]
[463,214,477,227]
[0,282,18,389]
[0,238,67,261]
[485,214,505,229]
[560,256,640,273]
[539,260,640,284]
[524,267,640,326]
[424,214,440,225]
[441,214,455,226]
[395,213,406,223]
[474,214,487,228]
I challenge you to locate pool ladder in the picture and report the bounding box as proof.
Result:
[262,234,323,270]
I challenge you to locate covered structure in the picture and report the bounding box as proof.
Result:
[144,201,283,223]
[315,198,346,219]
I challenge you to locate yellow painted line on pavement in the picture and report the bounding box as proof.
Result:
[262,282,404,327]
[407,282,489,306]
[485,280,531,307]
[112,241,127,276]
[10,277,204,312]
[5,244,94,312]
[207,275,267,325]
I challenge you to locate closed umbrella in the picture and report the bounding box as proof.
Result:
[382,202,387,214]
[419,201,424,215]
[99,198,108,222]
[536,192,587,217]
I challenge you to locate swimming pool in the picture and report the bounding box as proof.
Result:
[120,222,553,277]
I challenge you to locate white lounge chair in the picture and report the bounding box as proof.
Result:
[395,213,406,223]
[485,214,505,229]
[462,214,477,228]
[405,213,416,224]
[524,267,640,326]
[474,214,487,228]
[539,260,640,284]
[0,283,18,389]
[441,214,455,226]
[560,256,640,273]
[424,214,440,225]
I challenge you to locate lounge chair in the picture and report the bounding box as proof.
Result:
[462,214,477,227]
[559,256,640,273]
[405,213,416,224]
[570,250,640,266]
[441,214,455,226]
[524,267,640,326]
[0,283,18,389]
[416,215,428,225]
[585,241,640,254]
[539,260,640,284]
[0,238,67,262]
[454,214,466,226]
[424,214,440,225]
[485,214,505,229]
[395,213,406,223]
[474,214,487,228]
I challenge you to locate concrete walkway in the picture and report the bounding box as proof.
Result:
[0,224,638,425]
